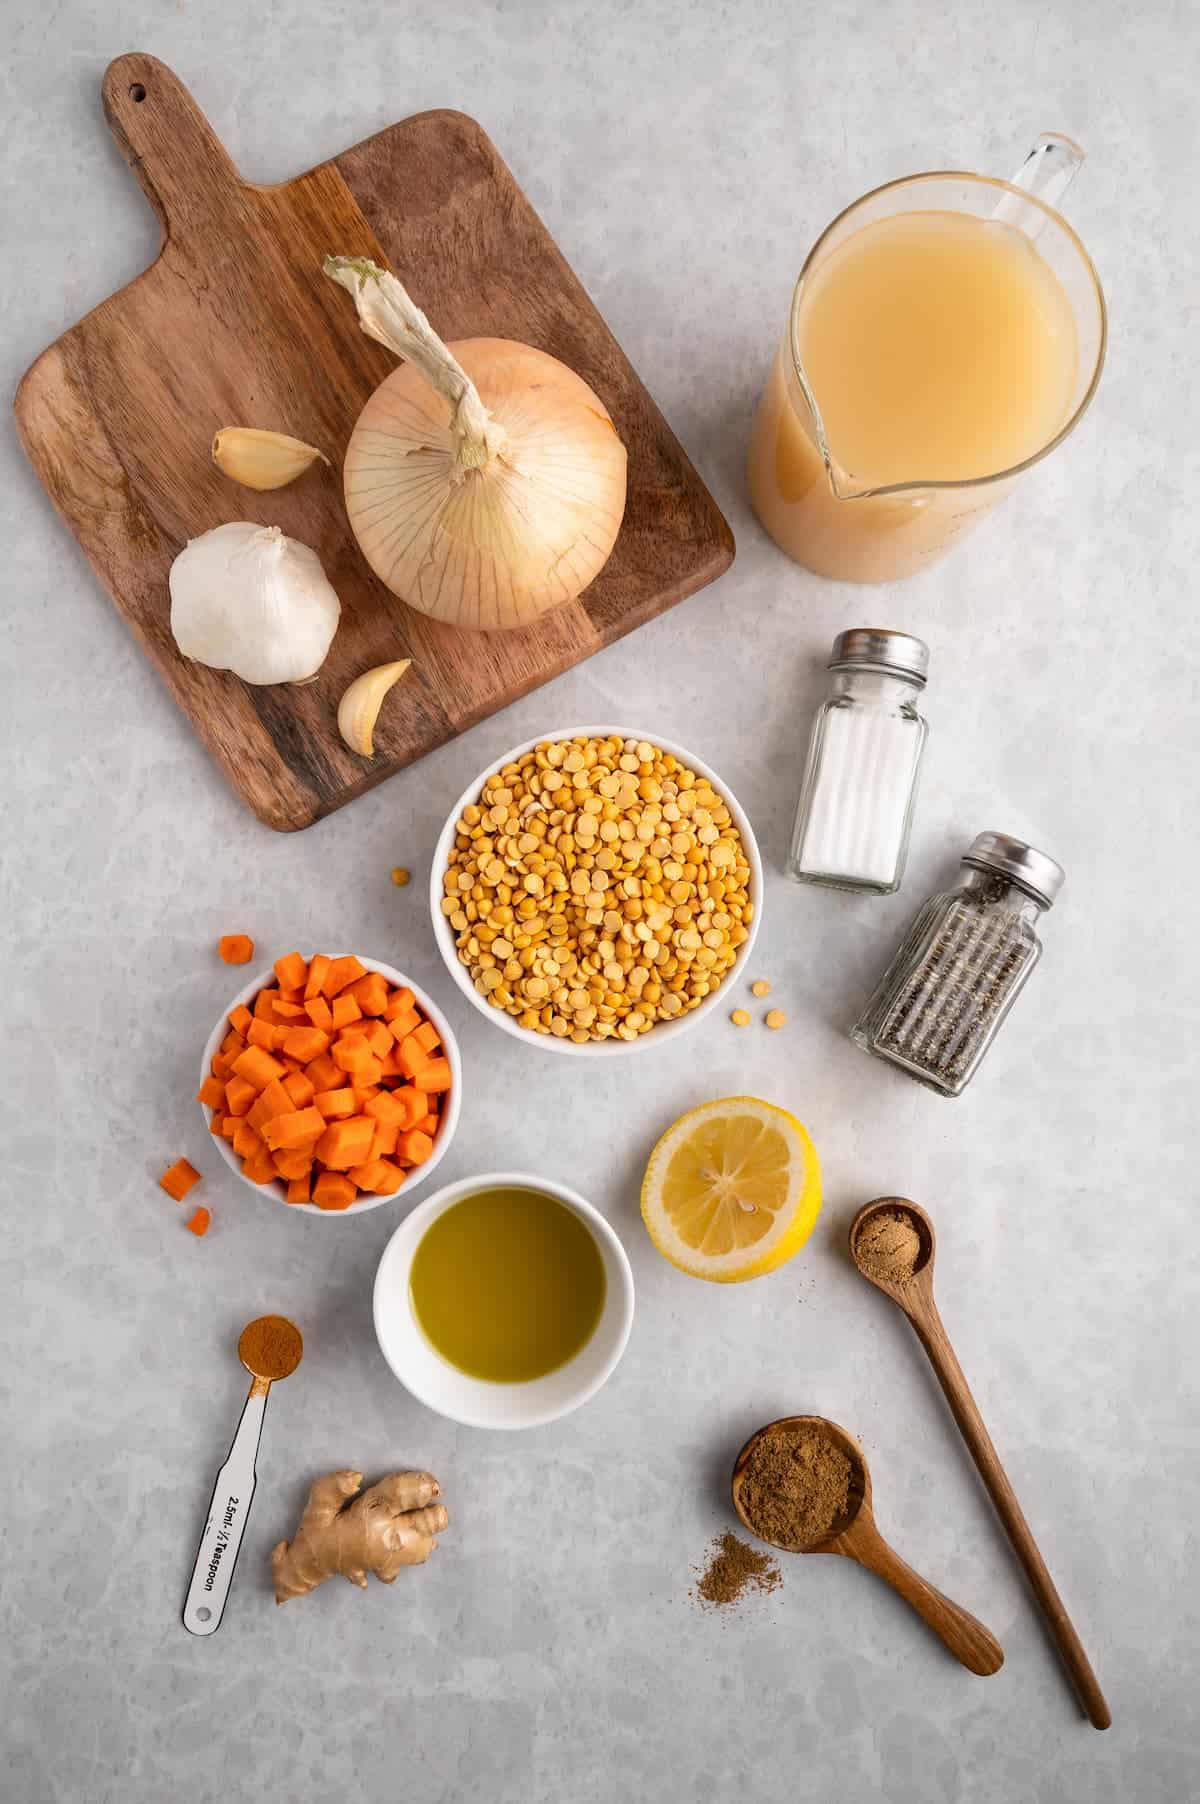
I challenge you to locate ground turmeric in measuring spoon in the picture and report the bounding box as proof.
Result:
[182,1315,303,1637]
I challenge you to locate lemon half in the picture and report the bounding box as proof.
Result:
[641,1097,821,1283]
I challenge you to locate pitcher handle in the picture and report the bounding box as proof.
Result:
[992,133,1085,238]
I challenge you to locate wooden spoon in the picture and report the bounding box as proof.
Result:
[731,1415,1004,1675]
[849,1198,1110,1730]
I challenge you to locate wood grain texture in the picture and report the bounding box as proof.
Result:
[849,1199,1112,1727]
[13,54,734,830]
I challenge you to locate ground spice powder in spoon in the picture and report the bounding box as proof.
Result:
[737,1427,852,1551]
[854,1209,921,1285]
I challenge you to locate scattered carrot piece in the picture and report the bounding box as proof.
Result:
[160,1158,201,1202]
[186,1206,211,1235]
[218,935,254,965]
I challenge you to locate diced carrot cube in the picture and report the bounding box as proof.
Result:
[305,995,334,1032]
[396,1128,435,1167]
[209,1111,227,1137]
[286,1174,312,1205]
[262,1106,326,1151]
[347,1159,387,1191]
[218,935,254,965]
[220,1115,239,1140]
[271,1000,307,1022]
[312,1171,357,1211]
[417,1113,439,1137]
[304,954,331,1000]
[352,1087,381,1111]
[314,1087,357,1120]
[363,1089,406,1124]
[159,1158,201,1201]
[211,1052,234,1081]
[384,986,417,1021]
[247,1078,293,1133]
[274,952,308,992]
[186,1205,212,1235]
[346,971,390,1017]
[323,955,367,998]
[386,1007,421,1044]
[282,1070,315,1109]
[395,1034,431,1081]
[357,1056,384,1087]
[414,1057,453,1094]
[247,1017,280,1051]
[315,1116,376,1170]
[272,1148,313,1180]
[229,1003,253,1035]
[197,1076,225,1109]
[243,1148,278,1185]
[221,1027,245,1057]
[369,1159,405,1195]
[395,1087,428,1130]
[304,1052,343,1092]
[362,1018,393,1059]
[332,1033,373,1074]
[371,1120,399,1159]
[330,993,362,1029]
[224,1074,257,1117]
[231,1045,286,1092]
[232,1119,265,1161]
[412,1020,441,1057]
[282,1025,330,1063]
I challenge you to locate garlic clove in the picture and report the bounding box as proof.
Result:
[337,660,413,757]
[212,428,330,491]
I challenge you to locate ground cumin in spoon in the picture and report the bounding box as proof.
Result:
[854,1209,921,1285]
[737,1426,853,1552]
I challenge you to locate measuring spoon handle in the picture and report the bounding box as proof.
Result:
[182,1385,268,1636]
[905,1290,1111,1728]
[842,1514,1005,1676]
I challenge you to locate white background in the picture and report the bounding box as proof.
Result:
[3,2,1197,1800]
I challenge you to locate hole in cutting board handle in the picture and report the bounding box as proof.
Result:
[130,83,146,103]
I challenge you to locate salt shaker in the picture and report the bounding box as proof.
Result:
[851,832,1064,1096]
[786,629,929,894]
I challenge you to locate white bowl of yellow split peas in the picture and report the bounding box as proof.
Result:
[430,729,762,1054]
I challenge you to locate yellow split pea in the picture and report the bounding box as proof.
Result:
[441,736,754,1042]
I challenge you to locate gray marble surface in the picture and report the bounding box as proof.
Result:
[3,2,1197,1799]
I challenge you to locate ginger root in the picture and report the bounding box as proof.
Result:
[272,1469,448,1604]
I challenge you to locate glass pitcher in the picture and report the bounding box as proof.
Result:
[747,135,1107,583]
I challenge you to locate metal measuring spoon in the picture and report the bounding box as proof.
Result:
[731,1414,1004,1675]
[182,1316,303,1637]
[849,1197,1111,1728]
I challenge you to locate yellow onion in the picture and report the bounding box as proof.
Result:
[326,257,626,632]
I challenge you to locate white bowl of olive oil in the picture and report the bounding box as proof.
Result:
[373,1172,635,1429]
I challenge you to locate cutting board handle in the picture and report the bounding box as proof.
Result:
[102,53,241,238]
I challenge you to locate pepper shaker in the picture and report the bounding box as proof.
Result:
[786,629,930,895]
[851,832,1064,1096]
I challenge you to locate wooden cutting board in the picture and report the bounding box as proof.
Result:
[14,54,734,831]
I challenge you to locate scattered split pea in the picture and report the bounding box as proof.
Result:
[730,1009,751,1027]
[750,979,771,997]
[765,1009,787,1030]
[441,736,754,1042]
[390,867,411,887]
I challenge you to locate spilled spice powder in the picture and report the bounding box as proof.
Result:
[854,1209,921,1285]
[736,1426,852,1552]
[694,1531,782,1608]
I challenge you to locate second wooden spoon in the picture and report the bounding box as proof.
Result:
[732,1414,1003,1676]
[849,1198,1110,1730]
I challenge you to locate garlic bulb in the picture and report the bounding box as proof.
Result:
[169,522,341,685]
[325,256,627,632]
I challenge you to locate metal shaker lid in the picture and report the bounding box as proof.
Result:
[962,832,1065,907]
[829,628,930,685]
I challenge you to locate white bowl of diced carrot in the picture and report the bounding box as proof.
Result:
[198,952,461,1215]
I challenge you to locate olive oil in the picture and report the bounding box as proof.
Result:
[409,1187,606,1382]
